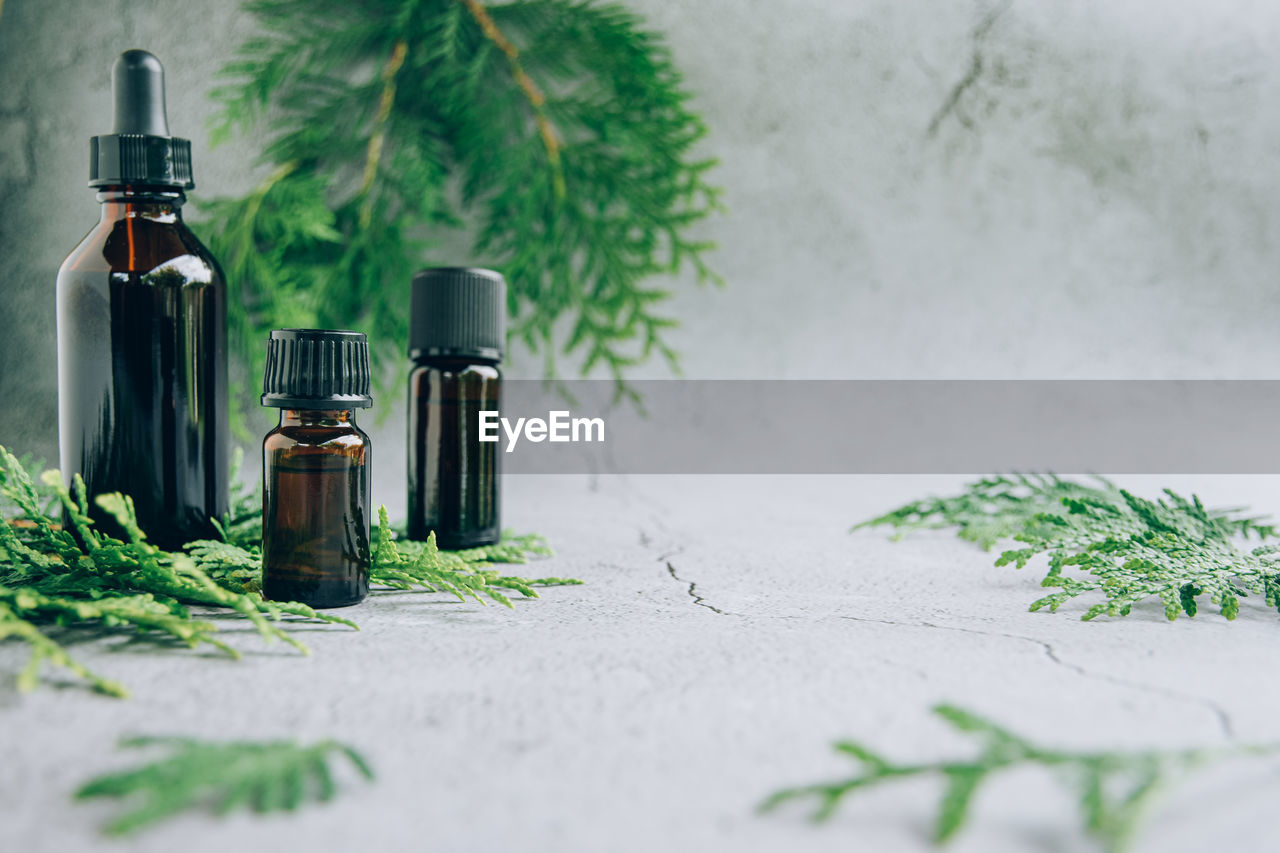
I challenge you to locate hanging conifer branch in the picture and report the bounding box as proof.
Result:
[459,0,565,197]
[358,39,408,227]
[198,0,722,408]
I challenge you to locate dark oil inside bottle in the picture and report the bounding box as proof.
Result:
[263,411,370,608]
[57,189,228,548]
[408,360,500,548]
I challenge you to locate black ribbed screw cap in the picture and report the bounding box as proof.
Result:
[409,267,506,362]
[262,329,373,409]
[89,50,194,189]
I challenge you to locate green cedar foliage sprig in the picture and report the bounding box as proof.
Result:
[857,475,1280,621]
[211,447,263,548]
[761,703,1279,853]
[76,736,373,836]
[190,479,575,603]
[372,507,582,606]
[0,446,355,696]
[200,0,722,414]
[0,444,577,696]
[857,475,1127,550]
[855,471,1280,617]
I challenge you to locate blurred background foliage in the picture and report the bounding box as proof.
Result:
[197,0,722,426]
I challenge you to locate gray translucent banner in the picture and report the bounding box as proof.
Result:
[493,380,1280,473]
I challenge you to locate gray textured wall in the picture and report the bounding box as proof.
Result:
[2,0,1278,505]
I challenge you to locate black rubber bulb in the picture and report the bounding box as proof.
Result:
[112,49,170,136]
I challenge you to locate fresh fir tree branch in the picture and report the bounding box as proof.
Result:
[76,736,374,836]
[858,475,1280,621]
[761,703,1280,853]
[199,0,721,414]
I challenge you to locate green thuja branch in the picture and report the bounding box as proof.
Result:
[211,447,263,548]
[0,445,356,695]
[762,704,1279,852]
[200,0,722,414]
[0,596,128,697]
[856,474,1127,550]
[372,507,581,606]
[76,736,374,836]
[0,443,576,696]
[190,519,569,601]
[858,475,1280,621]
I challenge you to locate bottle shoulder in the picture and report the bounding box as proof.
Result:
[410,360,502,380]
[265,422,370,452]
[58,222,115,275]
[58,212,224,285]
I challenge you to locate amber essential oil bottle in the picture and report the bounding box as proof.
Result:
[407,268,504,549]
[57,50,227,548]
[261,330,373,608]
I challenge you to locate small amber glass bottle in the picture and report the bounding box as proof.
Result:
[407,268,504,549]
[261,330,373,608]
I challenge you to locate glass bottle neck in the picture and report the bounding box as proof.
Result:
[96,186,186,224]
[280,409,356,426]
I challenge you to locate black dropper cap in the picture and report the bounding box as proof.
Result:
[262,330,373,410]
[409,267,506,362]
[89,49,194,189]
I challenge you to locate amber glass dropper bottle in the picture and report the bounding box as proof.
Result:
[56,50,227,548]
[261,330,373,609]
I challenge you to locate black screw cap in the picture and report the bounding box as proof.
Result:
[409,267,506,362]
[262,329,374,410]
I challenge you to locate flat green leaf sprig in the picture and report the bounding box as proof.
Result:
[0,444,580,696]
[189,464,577,604]
[857,475,1130,550]
[858,474,1280,621]
[76,736,373,836]
[0,446,354,696]
[762,704,1279,852]
[371,507,581,607]
[209,446,263,548]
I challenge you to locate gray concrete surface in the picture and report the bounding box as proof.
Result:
[3,473,1280,852]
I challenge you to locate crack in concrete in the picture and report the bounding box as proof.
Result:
[656,544,685,563]
[633,505,730,616]
[622,481,1235,738]
[636,523,686,564]
[834,614,1235,740]
[1039,641,1237,741]
[665,561,731,616]
[919,621,1236,740]
[925,0,1013,137]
